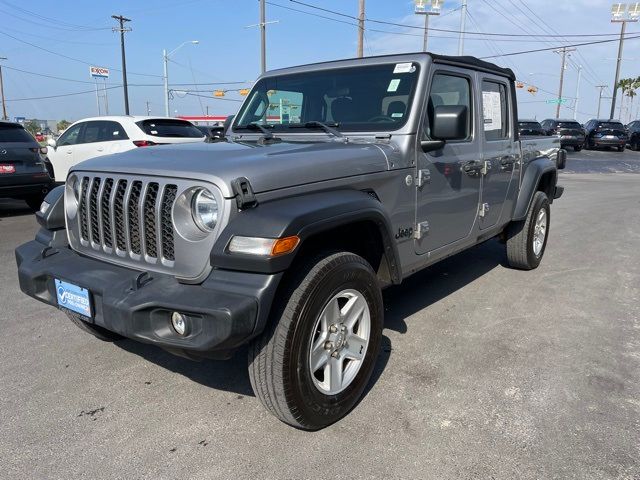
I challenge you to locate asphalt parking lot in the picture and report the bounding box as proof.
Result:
[1,150,639,479]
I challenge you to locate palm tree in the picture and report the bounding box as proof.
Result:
[617,77,640,122]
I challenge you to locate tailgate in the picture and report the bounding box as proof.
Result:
[0,142,44,174]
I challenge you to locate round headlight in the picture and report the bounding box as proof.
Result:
[191,188,218,232]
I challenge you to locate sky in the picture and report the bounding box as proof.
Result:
[0,0,638,124]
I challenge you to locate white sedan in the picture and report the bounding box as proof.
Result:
[46,116,206,182]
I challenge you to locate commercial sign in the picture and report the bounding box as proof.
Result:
[90,66,110,79]
[546,98,568,105]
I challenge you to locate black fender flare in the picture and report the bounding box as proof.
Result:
[211,189,401,282]
[513,157,557,221]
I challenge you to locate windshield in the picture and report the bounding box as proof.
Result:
[0,124,36,143]
[557,122,582,129]
[234,63,420,133]
[596,122,624,129]
[136,119,204,138]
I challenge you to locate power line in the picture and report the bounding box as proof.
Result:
[0,0,112,31]
[480,35,640,59]
[5,86,121,102]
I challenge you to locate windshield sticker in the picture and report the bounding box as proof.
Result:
[387,79,401,92]
[393,63,414,74]
[391,112,404,118]
[482,91,502,131]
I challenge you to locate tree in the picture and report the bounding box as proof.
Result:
[617,77,640,122]
[24,120,40,135]
[56,119,71,132]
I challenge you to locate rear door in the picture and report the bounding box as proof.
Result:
[73,120,131,163]
[415,68,481,255]
[479,76,517,230]
[0,124,41,175]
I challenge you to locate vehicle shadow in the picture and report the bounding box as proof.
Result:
[0,199,33,218]
[115,239,505,400]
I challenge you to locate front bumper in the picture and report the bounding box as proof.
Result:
[15,239,281,358]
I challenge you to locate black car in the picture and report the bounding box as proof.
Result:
[0,121,53,210]
[518,119,546,136]
[583,119,628,152]
[626,120,640,151]
[540,119,586,151]
[196,125,225,142]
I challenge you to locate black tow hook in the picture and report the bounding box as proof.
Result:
[131,271,153,291]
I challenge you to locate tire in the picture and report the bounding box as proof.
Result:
[25,195,46,211]
[506,191,550,270]
[634,142,640,152]
[44,159,55,179]
[248,251,383,430]
[573,145,582,152]
[64,311,125,342]
[617,145,625,152]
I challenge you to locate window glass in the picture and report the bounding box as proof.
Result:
[234,63,420,132]
[82,121,102,144]
[136,119,204,138]
[424,73,471,139]
[98,121,128,141]
[557,121,581,129]
[0,124,35,143]
[482,81,509,140]
[596,121,624,130]
[58,123,83,146]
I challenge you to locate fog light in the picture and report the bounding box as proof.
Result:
[171,312,188,335]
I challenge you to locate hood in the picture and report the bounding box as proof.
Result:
[73,139,391,197]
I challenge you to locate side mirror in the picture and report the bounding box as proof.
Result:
[421,105,469,153]
[223,115,235,138]
[47,138,57,149]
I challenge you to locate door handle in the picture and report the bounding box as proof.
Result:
[462,160,483,176]
[500,155,516,166]
[65,150,72,154]
[96,147,104,152]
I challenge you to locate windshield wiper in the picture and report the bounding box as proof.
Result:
[288,121,344,138]
[236,122,275,139]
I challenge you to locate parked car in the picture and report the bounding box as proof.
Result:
[16,52,565,430]
[35,132,45,143]
[583,119,628,151]
[195,124,225,142]
[626,120,640,151]
[540,119,586,151]
[0,120,53,209]
[46,116,206,182]
[518,119,546,136]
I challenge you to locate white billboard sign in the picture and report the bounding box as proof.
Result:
[90,66,110,79]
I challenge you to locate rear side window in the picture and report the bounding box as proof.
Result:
[82,121,129,143]
[482,80,509,141]
[0,124,35,143]
[136,119,204,138]
[424,73,472,140]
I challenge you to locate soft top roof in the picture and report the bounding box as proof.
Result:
[429,53,516,80]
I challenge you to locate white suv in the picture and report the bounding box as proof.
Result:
[47,116,206,182]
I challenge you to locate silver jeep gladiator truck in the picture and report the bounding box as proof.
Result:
[15,53,565,430]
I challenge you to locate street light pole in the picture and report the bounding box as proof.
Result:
[574,64,582,120]
[163,41,199,117]
[610,3,638,119]
[0,56,7,121]
[260,0,267,72]
[414,1,442,52]
[458,0,467,55]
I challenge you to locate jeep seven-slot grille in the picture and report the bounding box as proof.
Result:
[78,176,177,262]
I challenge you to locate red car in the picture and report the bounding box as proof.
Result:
[35,132,45,142]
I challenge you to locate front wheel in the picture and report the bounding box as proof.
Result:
[617,145,625,152]
[248,251,383,430]
[506,191,550,270]
[573,145,582,152]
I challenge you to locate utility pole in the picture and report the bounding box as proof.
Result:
[112,15,132,115]
[610,3,638,119]
[573,64,582,120]
[0,56,7,120]
[260,0,266,73]
[357,0,365,58]
[554,47,575,118]
[458,0,467,55]
[146,101,151,116]
[414,1,442,52]
[596,85,607,118]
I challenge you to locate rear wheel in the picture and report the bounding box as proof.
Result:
[634,141,640,151]
[506,191,550,270]
[64,311,125,342]
[249,251,383,430]
[573,145,582,152]
[617,145,625,152]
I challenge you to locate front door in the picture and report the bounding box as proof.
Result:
[479,77,517,229]
[50,122,84,182]
[415,69,481,255]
